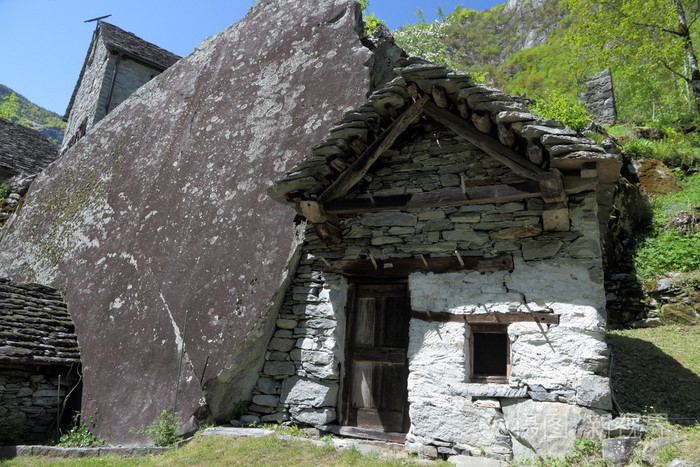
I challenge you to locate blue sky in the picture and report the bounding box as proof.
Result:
[0,0,502,115]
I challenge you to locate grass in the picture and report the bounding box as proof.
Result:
[0,435,434,467]
[633,172,700,278]
[608,325,700,421]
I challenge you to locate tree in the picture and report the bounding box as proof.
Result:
[566,0,700,117]
[0,92,20,122]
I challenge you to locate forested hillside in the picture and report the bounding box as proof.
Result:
[0,84,65,149]
[391,0,700,125]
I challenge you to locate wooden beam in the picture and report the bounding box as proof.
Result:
[323,177,593,215]
[325,182,541,214]
[423,101,545,181]
[315,254,514,277]
[411,310,560,325]
[298,200,329,223]
[318,95,429,203]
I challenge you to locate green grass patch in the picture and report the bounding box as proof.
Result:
[608,325,700,421]
[634,173,700,278]
[0,435,432,467]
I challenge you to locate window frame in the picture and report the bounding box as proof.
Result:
[469,323,511,384]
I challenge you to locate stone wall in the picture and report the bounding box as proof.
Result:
[0,364,79,445]
[580,69,617,125]
[247,129,612,460]
[62,37,111,152]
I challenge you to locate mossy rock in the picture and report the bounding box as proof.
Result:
[660,303,700,325]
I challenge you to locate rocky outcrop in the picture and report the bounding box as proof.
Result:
[581,69,617,125]
[0,0,387,443]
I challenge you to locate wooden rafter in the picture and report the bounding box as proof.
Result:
[317,95,430,204]
[423,101,545,181]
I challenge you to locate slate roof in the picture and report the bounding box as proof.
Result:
[64,21,181,120]
[97,21,181,69]
[0,118,59,177]
[0,278,80,365]
[269,59,622,206]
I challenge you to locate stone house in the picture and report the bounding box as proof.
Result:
[0,118,58,184]
[61,21,180,152]
[251,60,623,460]
[0,278,80,445]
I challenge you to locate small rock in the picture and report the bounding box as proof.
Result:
[602,437,640,465]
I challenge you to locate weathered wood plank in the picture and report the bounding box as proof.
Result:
[316,254,514,277]
[423,101,545,181]
[318,95,429,203]
[325,182,542,214]
[411,310,560,324]
[352,346,406,364]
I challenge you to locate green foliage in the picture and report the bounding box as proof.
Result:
[565,0,700,121]
[517,438,606,466]
[531,91,591,131]
[0,92,22,122]
[634,173,700,277]
[651,172,700,219]
[0,184,7,204]
[132,410,182,447]
[635,230,700,277]
[57,414,102,447]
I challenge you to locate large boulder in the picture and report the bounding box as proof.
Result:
[0,0,381,443]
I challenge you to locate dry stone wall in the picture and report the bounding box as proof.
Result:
[581,69,617,125]
[248,128,612,460]
[0,365,78,445]
[62,38,111,151]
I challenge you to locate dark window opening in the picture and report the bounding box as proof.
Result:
[471,325,510,383]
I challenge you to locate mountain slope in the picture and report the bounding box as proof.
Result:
[0,84,65,148]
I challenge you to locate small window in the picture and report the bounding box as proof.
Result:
[470,325,510,383]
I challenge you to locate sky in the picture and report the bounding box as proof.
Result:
[0,0,502,116]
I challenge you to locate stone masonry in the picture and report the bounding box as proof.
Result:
[0,278,81,444]
[580,69,617,125]
[251,125,615,461]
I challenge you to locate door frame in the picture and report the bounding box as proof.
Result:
[340,277,411,437]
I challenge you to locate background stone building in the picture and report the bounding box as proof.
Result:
[0,279,80,445]
[0,118,57,183]
[61,21,180,152]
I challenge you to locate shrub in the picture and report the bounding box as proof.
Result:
[531,91,591,131]
[132,409,182,447]
[57,413,102,447]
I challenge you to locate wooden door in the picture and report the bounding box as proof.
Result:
[344,282,410,434]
